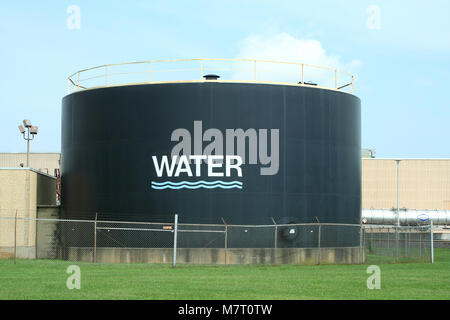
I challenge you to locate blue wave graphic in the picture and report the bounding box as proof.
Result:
[151,180,243,190]
[152,180,242,186]
[152,184,243,190]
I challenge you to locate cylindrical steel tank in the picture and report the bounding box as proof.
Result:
[62,82,361,227]
[362,209,450,225]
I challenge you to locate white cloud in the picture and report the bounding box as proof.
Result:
[231,32,362,88]
[236,32,362,70]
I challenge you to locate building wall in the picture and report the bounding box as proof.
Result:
[0,169,57,258]
[36,173,58,205]
[36,205,60,259]
[362,159,450,210]
[0,153,60,176]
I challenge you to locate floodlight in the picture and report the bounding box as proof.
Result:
[18,119,38,167]
[23,119,32,128]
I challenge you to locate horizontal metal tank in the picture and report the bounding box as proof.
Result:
[362,209,450,225]
[61,81,361,228]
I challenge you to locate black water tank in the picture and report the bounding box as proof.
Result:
[61,82,361,226]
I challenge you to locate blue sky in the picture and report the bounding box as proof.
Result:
[0,0,449,157]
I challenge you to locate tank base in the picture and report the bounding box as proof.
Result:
[58,247,364,265]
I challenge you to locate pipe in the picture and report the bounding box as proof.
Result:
[362,209,450,225]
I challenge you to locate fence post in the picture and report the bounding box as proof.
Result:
[406,229,409,260]
[94,212,97,264]
[359,221,363,264]
[271,217,277,249]
[173,214,178,267]
[387,227,390,250]
[315,217,321,265]
[271,217,278,264]
[317,224,321,265]
[430,220,434,264]
[221,217,228,265]
[395,225,399,263]
[14,210,17,264]
[35,214,38,260]
[419,229,422,258]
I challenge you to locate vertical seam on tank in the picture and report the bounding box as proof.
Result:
[328,92,332,221]
[303,89,307,219]
[71,95,74,149]
[209,82,213,220]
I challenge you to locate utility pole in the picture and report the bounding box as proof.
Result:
[396,160,401,227]
[395,159,401,262]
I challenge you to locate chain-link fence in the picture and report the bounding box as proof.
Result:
[0,214,437,265]
[362,224,433,264]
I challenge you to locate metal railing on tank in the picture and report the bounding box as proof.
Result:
[67,58,355,94]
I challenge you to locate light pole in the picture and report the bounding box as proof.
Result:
[395,159,401,262]
[395,159,401,227]
[18,119,38,168]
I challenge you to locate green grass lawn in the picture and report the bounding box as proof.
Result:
[0,249,449,300]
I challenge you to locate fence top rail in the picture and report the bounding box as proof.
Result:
[363,224,431,229]
[177,222,227,227]
[226,222,362,228]
[0,216,364,228]
[96,220,173,226]
[96,226,173,232]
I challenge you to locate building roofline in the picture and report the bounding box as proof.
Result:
[0,152,60,155]
[0,167,57,179]
[362,158,450,160]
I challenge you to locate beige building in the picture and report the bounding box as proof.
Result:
[0,168,58,258]
[0,153,60,176]
[362,159,450,210]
